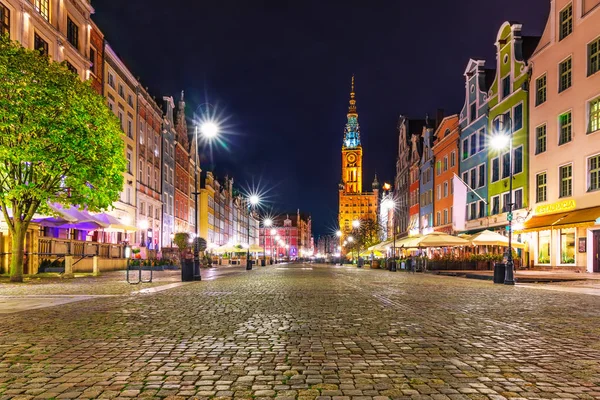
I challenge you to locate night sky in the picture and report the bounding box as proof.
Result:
[93,0,549,236]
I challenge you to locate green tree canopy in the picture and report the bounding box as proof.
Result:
[0,36,126,281]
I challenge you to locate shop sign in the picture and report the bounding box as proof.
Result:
[535,199,576,216]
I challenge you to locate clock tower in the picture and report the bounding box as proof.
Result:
[341,76,363,193]
[338,77,379,240]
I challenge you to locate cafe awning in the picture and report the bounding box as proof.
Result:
[518,206,600,232]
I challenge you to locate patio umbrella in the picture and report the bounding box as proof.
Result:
[214,244,239,254]
[92,213,137,232]
[359,249,384,258]
[248,244,264,253]
[413,232,469,247]
[467,230,525,249]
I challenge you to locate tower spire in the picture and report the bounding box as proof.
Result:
[348,75,357,114]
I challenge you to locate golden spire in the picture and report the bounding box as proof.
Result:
[348,75,357,114]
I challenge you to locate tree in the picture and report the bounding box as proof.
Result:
[347,217,381,257]
[0,37,126,282]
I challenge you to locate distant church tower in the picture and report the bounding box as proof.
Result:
[338,77,379,238]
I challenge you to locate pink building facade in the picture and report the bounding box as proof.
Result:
[524,0,600,272]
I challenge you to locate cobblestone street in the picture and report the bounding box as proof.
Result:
[1,264,600,400]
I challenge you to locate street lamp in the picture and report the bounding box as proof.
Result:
[336,230,342,265]
[246,195,260,270]
[262,218,273,266]
[351,220,360,267]
[491,115,515,286]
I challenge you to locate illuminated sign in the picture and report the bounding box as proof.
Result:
[535,199,576,215]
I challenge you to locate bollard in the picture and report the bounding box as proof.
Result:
[92,256,100,276]
[63,255,74,279]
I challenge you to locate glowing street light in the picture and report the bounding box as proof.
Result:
[270,228,277,235]
[200,121,219,139]
[491,114,515,286]
[264,218,273,227]
[352,220,360,228]
[246,195,261,270]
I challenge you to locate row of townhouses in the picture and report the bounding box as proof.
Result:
[391,0,600,272]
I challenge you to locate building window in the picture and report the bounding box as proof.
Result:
[469,102,476,123]
[443,181,448,197]
[126,152,132,174]
[118,84,125,99]
[0,3,10,38]
[589,37,600,76]
[502,76,511,99]
[513,104,523,131]
[108,72,115,88]
[65,61,77,75]
[443,156,448,172]
[470,168,476,189]
[89,46,96,75]
[514,188,523,210]
[128,94,133,107]
[478,200,485,218]
[469,203,476,221]
[469,134,477,156]
[492,157,499,182]
[502,192,511,213]
[502,152,510,179]
[66,17,79,50]
[478,164,485,188]
[138,160,143,182]
[436,212,441,226]
[140,202,145,216]
[535,75,546,105]
[536,172,547,203]
[34,0,49,21]
[559,111,572,145]
[34,33,48,57]
[443,209,448,224]
[559,58,572,92]
[478,129,485,152]
[536,125,547,154]
[462,139,468,160]
[513,146,523,175]
[559,3,573,41]
[436,162,441,176]
[127,119,133,139]
[589,97,600,133]
[450,151,456,167]
[588,154,600,192]
[538,230,551,264]
[560,228,575,264]
[559,164,572,198]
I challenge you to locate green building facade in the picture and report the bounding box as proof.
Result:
[486,22,540,224]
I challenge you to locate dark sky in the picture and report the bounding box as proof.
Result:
[93,0,549,236]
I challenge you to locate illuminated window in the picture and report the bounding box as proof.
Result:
[588,154,600,192]
[589,97,600,133]
[535,75,546,106]
[536,125,547,154]
[559,57,572,92]
[538,230,551,264]
[0,3,9,38]
[559,112,572,145]
[34,0,49,21]
[559,164,572,198]
[559,3,573,41]
[34,32,48,57]
[89,47,96,75]
[560,228,575,264]
[536,172,547,202]
[589,37,600,76]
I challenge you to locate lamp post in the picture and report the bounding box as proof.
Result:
[491,115,515,286]
[263,218,273,266]
[191,121,220,281]
[246,195,260,270]
[352,220,361,267]
[336,230,342,265]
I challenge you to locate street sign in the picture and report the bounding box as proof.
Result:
[507,213,513,221]
[505,225,511,232]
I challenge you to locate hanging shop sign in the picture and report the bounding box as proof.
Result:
[535,199,576,216]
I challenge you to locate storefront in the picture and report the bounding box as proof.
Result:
[517,200,600,272]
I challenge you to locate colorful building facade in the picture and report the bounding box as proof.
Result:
[432,115,460,233]
[161,97,176,248]
[408,133,423,235]
[419,119,436,234]
[458,59,494,231]
[486,23,539,232]
[523,0,600,272]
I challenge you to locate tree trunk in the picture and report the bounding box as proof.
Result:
[10,224,26,282]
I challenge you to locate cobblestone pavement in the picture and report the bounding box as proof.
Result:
[1,264,600,400]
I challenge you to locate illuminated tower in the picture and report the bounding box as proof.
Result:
[341,76,363,194]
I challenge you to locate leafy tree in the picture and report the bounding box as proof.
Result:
[0,37,126,282]
[173,233,191,253]
[346,217,381,257]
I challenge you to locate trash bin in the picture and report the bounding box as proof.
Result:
[181,259,194,282]
[494,263,506,284]
[357,258,364,268]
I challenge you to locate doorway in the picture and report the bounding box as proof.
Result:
[594,230,600,273]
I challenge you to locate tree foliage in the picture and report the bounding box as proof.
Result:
[0,36,126,281]
[346,217,382,255]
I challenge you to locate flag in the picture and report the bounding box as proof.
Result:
[452,175,467,232]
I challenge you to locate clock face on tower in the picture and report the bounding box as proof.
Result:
[347,153,356,165]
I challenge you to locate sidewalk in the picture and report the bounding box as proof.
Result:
[433,269,600,283]
[0,265,251,314]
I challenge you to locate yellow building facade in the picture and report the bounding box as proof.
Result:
[338,77,379,238]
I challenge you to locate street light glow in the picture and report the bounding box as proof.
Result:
[264,218,273,227]
[352,220,360,228]
[490,134,510,150]
[200,121,219,138]
[336,230,342,237]
[270,228,277,235]
[348,236,354,242]
[249,195,260,205]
